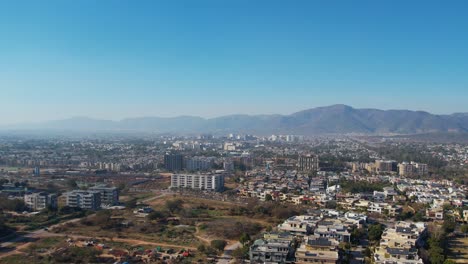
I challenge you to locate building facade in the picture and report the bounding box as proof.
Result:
[171,174,224,192]
[89,185,119,205]
[24,192,57,211]
[298,154,319,172]
[164,154,184,171]
[65,190,101,210]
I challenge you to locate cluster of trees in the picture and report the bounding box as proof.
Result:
[228,201,306,220]
[0,195,28,212]
[80,210,122,230]
[197,239,227,256]
[368,223,384,242]
[204,219,262,240]
[422,216,458,264]
[339,179,391,194]
[0,215,13,237]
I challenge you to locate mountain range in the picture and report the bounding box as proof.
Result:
[4,105,468,135]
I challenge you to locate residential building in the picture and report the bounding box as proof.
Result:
[65,190,101,210]
[298,154,319,172]
[164,153,184,171]
[89,185,119,205]
[170,174,224,192]
[277,215,320,236]
[184,157,214,171]
[374,221,426,264]
[375,160,397,173]
[24,192,57,211]
[313,219,351,243]
[295,237,339,264]
[398,162,428,176]
[250,238,293,264]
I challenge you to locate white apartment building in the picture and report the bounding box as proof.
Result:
[171,174,224,192]
[65,190,101,210]
[24,192,57,211]
[89,185,119,205]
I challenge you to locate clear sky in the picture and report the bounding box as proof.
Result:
[0,0,467,124]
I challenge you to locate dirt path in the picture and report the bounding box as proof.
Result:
[194,225,212,245]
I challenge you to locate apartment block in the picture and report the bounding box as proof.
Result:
[170,174,224,192]
[89,185,119,205]
[24,192,57,211]
[65,190,101,210]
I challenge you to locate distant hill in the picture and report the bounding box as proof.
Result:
[3,105,468,135]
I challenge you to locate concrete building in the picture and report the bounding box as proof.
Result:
[249,238,293,264]
[170,174,224,192]
[89,185,119,205]
[398,162,428,176]
[65,190,101,210]
[374,221,426,264]
[375,160,397,173]
[298,154,319,172]
[313,219,351,243]
[24,192,57,211]
[295,237,339,264]
[164,153,184,171]
[277,215,320,236]
[184,157,214,171]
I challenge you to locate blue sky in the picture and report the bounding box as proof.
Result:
[0,0,467,124]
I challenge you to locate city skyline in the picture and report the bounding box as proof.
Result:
[1,1,468,124]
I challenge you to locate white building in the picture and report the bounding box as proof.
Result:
[171,174,224,192]
[24,192,57,211]
[89,185,119,205]
[65,190,101,210]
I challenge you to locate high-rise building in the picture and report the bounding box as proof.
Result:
[184,157,214,171]
[33,167,40,176]
[164,153,184,171]
[374,160,397,173]
[398,161,428,176]
[298,154,319,172]
[171,174,224,192]
[65,190,101,210]
[24,192,57,211]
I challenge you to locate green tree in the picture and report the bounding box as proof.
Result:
[211,240,227,252]
[265,194,273,201]
[165,199,184,213]
[461,224,468,237]
[239,233,251,246]
[125,198,137,209]
[148,210,166,221]
[368,223,384,242]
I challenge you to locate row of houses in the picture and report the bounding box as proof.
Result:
[374,222,426,264]
[250,210,367,263]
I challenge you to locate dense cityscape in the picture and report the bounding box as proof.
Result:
[0,133,467,263]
